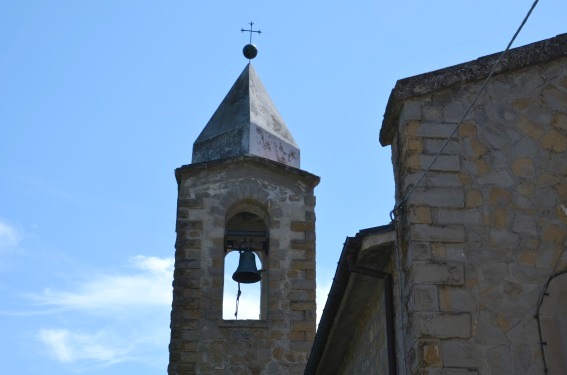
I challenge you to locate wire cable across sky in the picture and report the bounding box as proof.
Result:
[390,0,541,221]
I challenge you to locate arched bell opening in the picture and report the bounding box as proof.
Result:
[222,208,269,320]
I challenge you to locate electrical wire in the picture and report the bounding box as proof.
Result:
[390,0,540,220]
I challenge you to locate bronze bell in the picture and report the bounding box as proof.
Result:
[232,251,261,284]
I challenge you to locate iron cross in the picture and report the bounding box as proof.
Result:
[241,22,262,44]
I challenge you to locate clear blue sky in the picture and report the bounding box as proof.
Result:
[1,1,564,373]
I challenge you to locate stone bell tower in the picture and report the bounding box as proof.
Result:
[168,41,319,374]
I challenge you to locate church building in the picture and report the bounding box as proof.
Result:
[168,30,567,375]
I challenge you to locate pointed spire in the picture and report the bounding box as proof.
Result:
[192,64,300,168]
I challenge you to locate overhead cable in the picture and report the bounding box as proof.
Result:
[390,0,541,221]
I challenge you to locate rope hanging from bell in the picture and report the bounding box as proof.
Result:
[234,282,242,319]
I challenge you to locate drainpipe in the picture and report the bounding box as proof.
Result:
[347,255,397,375]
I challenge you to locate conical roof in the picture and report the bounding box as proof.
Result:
[192,64,300,168]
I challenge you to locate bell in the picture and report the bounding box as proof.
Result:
[232,251,261,284]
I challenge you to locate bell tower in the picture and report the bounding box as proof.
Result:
[168,36,319,374]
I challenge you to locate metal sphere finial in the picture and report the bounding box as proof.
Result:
[241,21,261,60]
[243,44,258,59]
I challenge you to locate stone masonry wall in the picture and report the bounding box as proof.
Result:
[169,158,318,375]
[337,281,389,375]
[391,57,567,374]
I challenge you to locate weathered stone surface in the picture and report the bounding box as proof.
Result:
[418,339,441,367]
[410,188,465,208]
[439,287,476,312]
[411,224,466,243]
[412,284,439,311]
[413,262,464,285]
[441,340,483,367]
[170,157,319,374]
[408,154,461,172]
[415,123,459,139]
[381,39,567,375]
[424,139,461,155]
[435,208,481,225]
[414,313,471,338]
[400,101,422,123]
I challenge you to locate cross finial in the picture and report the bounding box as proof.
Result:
[241,21,262,44]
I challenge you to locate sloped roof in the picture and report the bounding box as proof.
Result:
[192,63,300,168]
[305,224,396,375]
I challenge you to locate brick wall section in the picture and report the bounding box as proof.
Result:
[169,157,319,375]
[391,57,567,374]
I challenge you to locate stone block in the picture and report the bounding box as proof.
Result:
[304,195,316,207]
[418,339,442,367]
[400,101,422,124]
[412,262,465,285]
[517,116,544,140]
[290,302,315,311]
[423,139,461,155]
[458,122,477,137]
[486,345,514,374]
[552,112,567,131]
[289,279,316,290]
[416,123,459,139]
[542,224,567,243]
[543,85,567,112]
[439,287,476,312]
[512,157,536,178]
[290,240,314,250]
[473,312,509,345]
[410,188,465,208]
[465,189,483,207]
[443,102,467,123]
[463,138,488,157]
[402,173,463,190]
[412,284,439,311]
[291,321,313,333]
[408,154,461,172]
[492,208,508,229]
[414,313,471,338]
[408,241,433,261]
[288,331,306,341]
[291,260,315,270]
[435,208,481,225]
[411,224,466,243]
[477,170,515,188]
[178,198,203,209]
[406,137,424,152]
[479,126,510,149]
[422,105,443,121]
[305,211,316,222]
[289,342,312,352]
[409,206,433,224]
[537,174,560,187]
[287,290,315,301]
[511,214,537,236]
[489,228,519,248]
[441,340,483,367]
[290,221,314,232]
